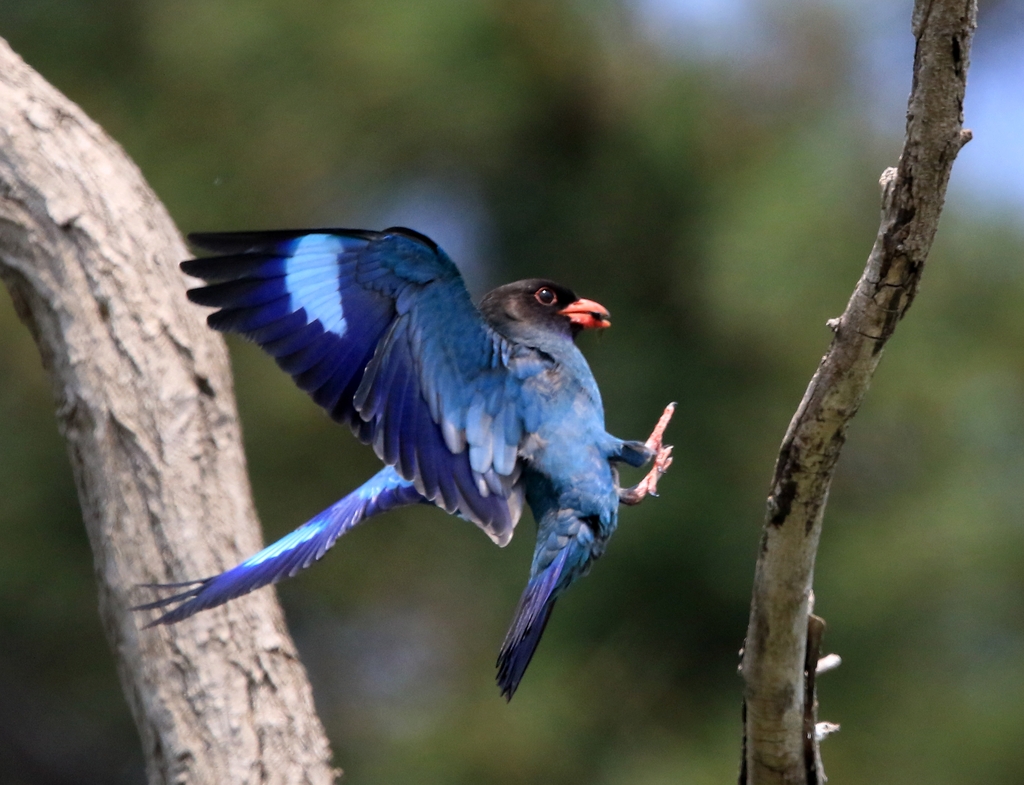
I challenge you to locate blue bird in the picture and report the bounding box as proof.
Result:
[136,226,674,699]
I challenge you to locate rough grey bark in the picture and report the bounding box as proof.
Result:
[739,1,977,783]
[0,38,337,785]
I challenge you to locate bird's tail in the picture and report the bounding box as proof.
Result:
[134,466,426,626]
[496,546,571,700]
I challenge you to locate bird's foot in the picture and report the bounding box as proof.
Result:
[620,403,676,505]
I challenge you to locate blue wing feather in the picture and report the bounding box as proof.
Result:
[263,320,324,359]
[382,354,413,467]
[207,296,295,333]
[182,227,541,545]
[247,310,309,345]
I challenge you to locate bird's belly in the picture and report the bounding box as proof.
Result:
[526,439,617,513]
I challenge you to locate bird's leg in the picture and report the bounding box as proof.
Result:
[619,402,676,505]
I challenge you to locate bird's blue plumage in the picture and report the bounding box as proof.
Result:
[182,228,530,544]
[136,466,428,625]
[139,226,670,700]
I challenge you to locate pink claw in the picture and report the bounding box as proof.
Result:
[620,402,676,506]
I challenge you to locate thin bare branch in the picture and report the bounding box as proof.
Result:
[739,1,977,782]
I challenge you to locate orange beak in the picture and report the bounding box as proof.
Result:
[558,297,611,330]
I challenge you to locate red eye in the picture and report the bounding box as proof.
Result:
[535,287,556,305]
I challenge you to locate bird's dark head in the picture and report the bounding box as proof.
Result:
[479,278,611,341]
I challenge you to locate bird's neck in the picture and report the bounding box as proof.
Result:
[497,321,576,358]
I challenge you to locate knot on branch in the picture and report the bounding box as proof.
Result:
[879,166,898,209]
[767,478,797,526]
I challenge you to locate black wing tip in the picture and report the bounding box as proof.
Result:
[381,226,439,252]
[185,228,384,254]
[186,227,438,250]
[184,284,221,306]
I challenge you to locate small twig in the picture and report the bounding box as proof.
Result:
[815,723,841,743]
[816,654,842,675]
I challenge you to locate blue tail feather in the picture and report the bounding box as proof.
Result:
[135,467,426,626]
[496,547,570,700]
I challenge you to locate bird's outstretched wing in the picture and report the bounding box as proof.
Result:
[183,227,534,544]
[135,466,427,625]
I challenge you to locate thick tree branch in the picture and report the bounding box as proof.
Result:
[0,38,336,784]
[739,1,977,782]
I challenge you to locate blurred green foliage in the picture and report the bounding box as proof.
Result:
[2,1,1023,783]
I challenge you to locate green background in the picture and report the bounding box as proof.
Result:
[1,1,1023,783]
